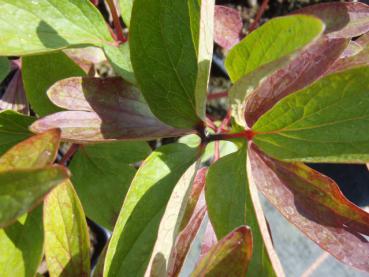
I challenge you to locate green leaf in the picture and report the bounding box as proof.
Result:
[0,166,69,227]
[44,180,90,277]
[130,0,201,128]
[252,66,369,163]
[103,42,136,84]
[191,226,253,277]
[225,15,324,82]
[0,110,35,156]
[22,51,85,116]
[104,143,198,276]
[69,141,151,230]
[146,163,198,276]
[0,129,60,171]
[0,206,43,277]
[0,57,10,82]
[0,0,113,56]
[206,146,283,276]
[190,0,215,120]
[119,0,133,27]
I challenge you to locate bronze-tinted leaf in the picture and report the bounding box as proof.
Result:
[244,37,347,127]
[294,2,369,38]
[191,226,253,276]
[30,77,193,142]
[248,143,369,272]
[214,6,243,50]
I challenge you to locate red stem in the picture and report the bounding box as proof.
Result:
[208,130,255,142]
[59,144,79,165]
[207,91,228,100]
[106,0,127,43]
[248,0,269,33]
[214,141,220,162]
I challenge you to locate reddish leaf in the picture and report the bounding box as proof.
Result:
[357,32,369,47]
[167,205,207,277]
[327,47,369,74]
[30,77,193,142]
[294,2,369,38]
[64,47,106,74]
[214,6,243,50]
[191,226,253,276]
[245,37,347,127]
[200,220,218,258]
[0,70,29,115]
[340,40,363,58]
[180,167,208,230]
[248,143,369,272]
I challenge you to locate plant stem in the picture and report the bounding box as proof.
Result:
[207,130,255,142]
[207,91,228,100]
[59,144,79,165]
[106,0,127,43]
[248,0,269,32]
[214,141,220,162]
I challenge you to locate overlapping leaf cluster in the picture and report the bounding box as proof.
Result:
[0,0,369,276]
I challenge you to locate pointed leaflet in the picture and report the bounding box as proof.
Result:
[242,37,348,127]
[214,6,243,50]
[69,141,151,230]
[0,130,60,276]
[0,0,113,56]
[130,0,202,128]
[0,57,9,82]
[206,146,283,276]
[0,166,69,227]
[191,226,253,276]
[22,51,86,116]
[0,70,29,115]
[248,144,369,272]
[104,143,198,276]
[252,66,369,163]
[0,110,35,156]
[225,15,324,82]
[44,180,90,277]
[0,129,60,170]
[31,77,192,142]
[0,206,43,277]
[146,163,198,276]
[294,2,369,39]
[103,44,136,84]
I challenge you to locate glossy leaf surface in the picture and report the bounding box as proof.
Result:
[225,15,324,82]
[248,144,369,272]
[295,2,369,38]
[31,77,192,142]
[69,141,150,230]
[22,51,86,116]
[130,0,201,128]
[0,166,69,227]
[0,207,43,277]
[253,66,369,163]
[206,146,283,276]
[191,226,253,276]
[0,110,35,156]
[44,180,90,277]
[104,143,198,276]
[0,0,113,55]
[214,6,243,50]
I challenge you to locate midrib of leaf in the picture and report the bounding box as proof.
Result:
[157,2,196,112]
[2,0,111,46]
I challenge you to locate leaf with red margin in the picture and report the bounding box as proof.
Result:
[0,129,60,171]
[179,167,208,230]
[167,205,207,277]
[248,143,369,272]
[190,226,253,276]
[214,6,243,50]
[294,2,369,38]
[30,77,193,142]
[327,47,369,74]
[242,37,348,127]
[44,180,90,277]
